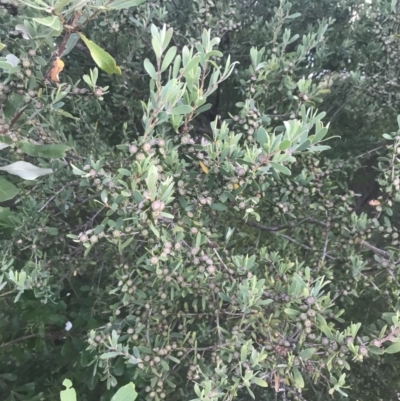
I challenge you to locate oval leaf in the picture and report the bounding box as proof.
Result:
[171,105,192,115]
[279,139,292,151]
[385,342,400,354]
[111,382,138,401]
[292,366,304,389]
[161,46,177,72]
[78,33,121,75]
[0,177,19,202]
[211,203,227,211]
[100,351,122,359]
[109,0,146,9]
[32,16,62,31]
[143,59,157,80]
[299,347,316,360]
[270,162,291,176]
[0,161,53,180]
[20,143,70,158]
[252,377,268,387]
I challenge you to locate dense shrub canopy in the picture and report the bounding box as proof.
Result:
[2,0,400,400]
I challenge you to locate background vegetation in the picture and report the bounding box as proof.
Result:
[1,0,400,400]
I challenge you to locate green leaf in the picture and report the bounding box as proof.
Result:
[0,373,17,381]
[0,162,53,180]
[292,366,304,389]
[78,33,122,75]
[211,203,227,211]
[152,37,162,59]
[299,348,316,360]
[218,292,230,302]
[279,139,292,151]
[296,139,311,151]
[54,0,74,10]
[308,145,330,152]
[61,33,79,57]
[120,237,134,250]
[17,0,48,11]
[270,162,291,176]
[170,105,192,115]
[167,355,180,363]
[0,178,19,202]
[252,377,268,387]
[111,382,138,401]
[240,344,248,362]
[256,127,268,146]
[182,55,200,73]
[146,165,158,198]
[32,16,62,31]
[0,60,13,70]
[172,55,181,78]
[60,379,77,401]
[385,342,400,354]
[161,46,177,72]
[0,43,5,52]
[284,308,299,317]
[316,313,334,339]
[100,352,121,359]
[312,127,329,143]
[144,59,157,80]
[246,386,255,399]
[109,0,146,10]
[20,143,70,158]
[368,345,384,355]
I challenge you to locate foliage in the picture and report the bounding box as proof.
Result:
[60,379,137,401]
[2,0,400,400]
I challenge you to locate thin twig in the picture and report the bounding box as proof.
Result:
[38,185,67,212]
[1,333,38,347]
[279,233,336,260]
[146,308,152,347]
[285,386,309,401]
[321,215,330,261]
[213,248,233,280]
[355,238,390,259]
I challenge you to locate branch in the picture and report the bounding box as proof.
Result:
[1,333,38,347]
[355,238,390,259]
[246,220,337,260]
[245,220,290,232]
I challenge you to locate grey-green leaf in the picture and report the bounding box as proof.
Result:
[299,348,316,360]
[0,177,19,202]
[170,105,192,115]
[270,162,291,176]
[292,366,304,389]
[161,46,177,72]
[385,342,400,354]
[100,352,121,359]
[20,143,70,159]
[111,382,138,401]
[108,0,146,9]
[144,59,157,80]
[0,162,53,180]
[33,16,62,31]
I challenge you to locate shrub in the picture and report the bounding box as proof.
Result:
[2,1,400,400]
